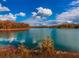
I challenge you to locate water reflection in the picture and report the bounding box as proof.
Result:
[1,28,79,51]
[0,28,52,48]
[52,29,79,51]
[0,31,33,47]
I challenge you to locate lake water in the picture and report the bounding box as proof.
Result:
[0,28,79,51]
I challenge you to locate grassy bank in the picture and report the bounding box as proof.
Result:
[0,37,78,58]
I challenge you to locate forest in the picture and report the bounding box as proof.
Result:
[0,20,29,29]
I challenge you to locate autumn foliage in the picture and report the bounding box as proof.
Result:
[0,20,29,29]
[57,24,79,28]
[0,37,79,57]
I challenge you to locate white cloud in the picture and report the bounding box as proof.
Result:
[32,12,37,16]
[70,0,79,6]
[32,7,52,19]
[23,19,63,26]
[22,7,53,26]
[22,18,42,26]
[16,12,26,16]
[36,7,52,16]
[0,12,26,21]
[0,13,16,21]
[56,7,79,21]
[23,1,79,26]
[56,0,79,23]
[0,3,10,11]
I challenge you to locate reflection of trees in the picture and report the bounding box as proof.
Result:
[0,32,16,42]
[8,32,16,42]
[0,30,34,48]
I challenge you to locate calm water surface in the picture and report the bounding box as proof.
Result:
[0,28,79,51]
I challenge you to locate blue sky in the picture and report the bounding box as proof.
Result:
[0,0,79,25]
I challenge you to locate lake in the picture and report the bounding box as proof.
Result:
[0,28,79,51]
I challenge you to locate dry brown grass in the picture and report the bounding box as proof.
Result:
[0,37,79,58]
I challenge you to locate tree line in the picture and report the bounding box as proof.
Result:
[0,20,29,29]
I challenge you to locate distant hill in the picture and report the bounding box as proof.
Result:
[0,20,29,29]
[56,23,79,28]
[1,20,79,29]
[30,23,79,28]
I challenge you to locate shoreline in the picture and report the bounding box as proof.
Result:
[0,45,79,57]
[0,25,79,32]
[0,28,30,32]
